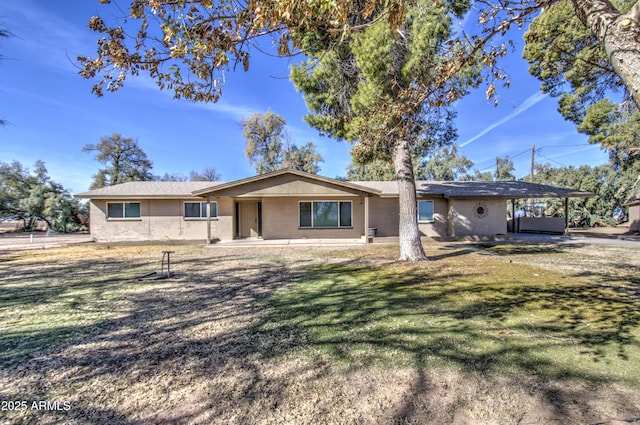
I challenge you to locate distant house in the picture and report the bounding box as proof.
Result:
[74,169,593,243]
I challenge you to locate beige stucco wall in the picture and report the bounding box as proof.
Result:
[447,198,507,237]
[368,197,399,237]
[629,204,639,232]
[261,196,364,239]
[418,198,449,237]
[89,198,233,242]
[366,197,448,237]
[88,193,511,241]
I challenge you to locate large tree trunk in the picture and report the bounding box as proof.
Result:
[571,0,640,108]
[391,139,428,261]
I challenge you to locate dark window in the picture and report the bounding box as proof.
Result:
[184,202,217,218]
[339,202,352,227]
[299,202,312,227]
[107,202,141,219]
[299,201,352,228]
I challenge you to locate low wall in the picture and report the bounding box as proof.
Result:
[517,217,566,234]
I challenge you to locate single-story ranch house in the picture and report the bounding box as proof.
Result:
[75,169,593,243]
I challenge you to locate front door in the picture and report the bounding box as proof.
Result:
[238,201,260,238]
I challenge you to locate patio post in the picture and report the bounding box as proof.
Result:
[206,195,212,244]
[364,195,370,243]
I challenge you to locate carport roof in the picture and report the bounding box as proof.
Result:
[354,180,595,199]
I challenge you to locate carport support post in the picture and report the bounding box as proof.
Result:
[564,197,569,233]
[511,199,516,233]
[206,196,212,244]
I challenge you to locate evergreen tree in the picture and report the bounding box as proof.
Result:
[291,1,471,260]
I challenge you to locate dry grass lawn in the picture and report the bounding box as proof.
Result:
[0,240,639,424]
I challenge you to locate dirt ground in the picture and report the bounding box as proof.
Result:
[1,236,639,424]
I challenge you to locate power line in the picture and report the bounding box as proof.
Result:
[537,143,592,148]
[537,152,568,167]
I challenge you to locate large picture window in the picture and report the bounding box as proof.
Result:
[418,200,434,223]
[299,201,352,228]
[107,202,141,219]
[184,201,217,219]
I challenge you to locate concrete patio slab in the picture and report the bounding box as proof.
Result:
[212,238,367,247]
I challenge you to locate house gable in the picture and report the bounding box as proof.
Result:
[193,169,379,198]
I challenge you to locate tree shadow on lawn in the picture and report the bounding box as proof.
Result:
[474,242,585,256]
[0,252,313,424]
[252,260,640,422]
[2,248,639,424]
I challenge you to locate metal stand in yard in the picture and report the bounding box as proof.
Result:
[138,250,175,281]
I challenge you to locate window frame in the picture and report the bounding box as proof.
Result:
[106,201,141,220]
[183,201,218,220]
[298,200,353,229]
[417,200,435,223]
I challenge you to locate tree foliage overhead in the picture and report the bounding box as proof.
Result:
[242,110,323,174]
[0,160,85,232]
[79,0,640,110]
[523,0,640,172]
[83,133,154,189]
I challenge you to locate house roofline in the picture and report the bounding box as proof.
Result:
[191,168,382,196]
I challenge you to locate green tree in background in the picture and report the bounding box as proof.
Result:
[242,110,286,175]
[282,141,324,174]
[0,160,85,232]
[155,167,222,182]
[416,145,473,181]
[469,170,494,182]
[495,156,516,181]
[189,167,222,182]
[242,110,323,174]
[83,133,154,189]
[346,159,397,181]
[528,162,638,224]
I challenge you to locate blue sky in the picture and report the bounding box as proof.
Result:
[0,1,609,193]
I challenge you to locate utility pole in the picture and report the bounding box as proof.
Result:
[528,144,535,216]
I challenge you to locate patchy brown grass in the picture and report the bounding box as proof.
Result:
[1,241,639,424]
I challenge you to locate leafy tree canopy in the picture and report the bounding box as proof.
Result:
[416,145,473,181]
[83,133,154,189]
[0,160,85,232]
[189,167,222,182]
[242,110,323,174]
[155,167,221,182]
